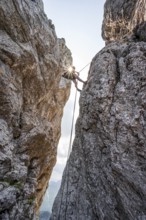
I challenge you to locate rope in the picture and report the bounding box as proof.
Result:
[67,86,78,158]
[57,62,90,219]
[78,62,91,73]
[67,62,90,159]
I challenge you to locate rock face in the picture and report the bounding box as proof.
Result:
[0,0,72,219]
[102,0,146,43]
[51,1,146,220]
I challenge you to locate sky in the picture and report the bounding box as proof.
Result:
[42,0,106,182]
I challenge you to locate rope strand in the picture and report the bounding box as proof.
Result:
[53,62,91,219]
[67,87,78,159]
[67,62,90,159]
[79,62,90,73]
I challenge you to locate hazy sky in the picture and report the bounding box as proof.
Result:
[42,0,106,182]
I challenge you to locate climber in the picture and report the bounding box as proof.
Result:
[62,66,86,92]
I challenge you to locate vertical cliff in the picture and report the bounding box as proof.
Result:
[51,1,146,219]
[102,0,146,43]
[0,0,72,219]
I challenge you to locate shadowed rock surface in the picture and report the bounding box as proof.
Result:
[0,0,72,219]
[51,0,146,219]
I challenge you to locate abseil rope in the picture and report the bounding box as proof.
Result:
[78,62,91,73]
[67,86,78,158]
[57,62,90,219]
[67,62,90,159]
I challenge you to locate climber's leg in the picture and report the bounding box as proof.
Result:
[73,79,81,92]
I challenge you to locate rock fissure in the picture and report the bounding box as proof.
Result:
[51,1,146,220]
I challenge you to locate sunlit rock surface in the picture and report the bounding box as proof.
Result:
[0,0,72,219]
[102,0,146,43]
[51,0,146,219]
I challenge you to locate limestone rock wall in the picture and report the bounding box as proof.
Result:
[102,0,146,43]
[0,0,72,219]
[51,0,146,219]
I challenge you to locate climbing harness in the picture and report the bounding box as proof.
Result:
[67,62,90,158]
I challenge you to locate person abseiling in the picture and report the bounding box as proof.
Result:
[62,66,86,92]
